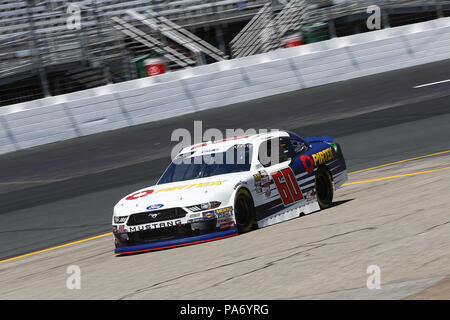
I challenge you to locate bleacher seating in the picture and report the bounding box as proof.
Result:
[0,0,268,40]
[0,0,448,107]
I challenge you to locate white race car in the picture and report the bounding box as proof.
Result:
[112,130,347,255]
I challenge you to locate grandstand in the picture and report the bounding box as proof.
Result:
[0,0,449,106]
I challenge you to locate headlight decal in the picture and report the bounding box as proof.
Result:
[187,201,221,212]
[113,216,128,224]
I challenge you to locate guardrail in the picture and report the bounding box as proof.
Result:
[1,17,450,155]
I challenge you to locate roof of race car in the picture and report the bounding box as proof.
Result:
[178,130,290,157]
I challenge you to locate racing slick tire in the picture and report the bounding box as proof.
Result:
[315,166,334,209]
[234,188,256,234]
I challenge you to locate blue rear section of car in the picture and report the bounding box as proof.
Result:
[288,132,347,182]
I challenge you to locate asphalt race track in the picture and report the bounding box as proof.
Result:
[0,59,449,299]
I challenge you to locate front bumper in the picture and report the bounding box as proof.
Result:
[114,218,237,255]
[114,227,237,255]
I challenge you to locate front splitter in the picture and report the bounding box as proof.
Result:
[114,227,238,255]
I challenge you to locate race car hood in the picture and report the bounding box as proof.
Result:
[113,172,250,216]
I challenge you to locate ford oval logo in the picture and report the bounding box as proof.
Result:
[146,204,164,210]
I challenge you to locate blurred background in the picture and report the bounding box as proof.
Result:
[0,0,449,107]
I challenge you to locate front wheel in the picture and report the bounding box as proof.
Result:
[234,189,256,234]
[315,167,334,209]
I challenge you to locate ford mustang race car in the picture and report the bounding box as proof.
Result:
[112,130,347,255]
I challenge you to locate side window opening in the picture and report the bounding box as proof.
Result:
[258,139,272,167]
[279,138,291,163]
[258,137,292,167]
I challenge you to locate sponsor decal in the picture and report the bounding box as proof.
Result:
[299,147,335,176]
[300,155,315,175]
[312,147,334,166]
[218,217,235,230]
[219,221,235,230]
[125,181,225,201]
[203,211,216,220]
[146,204,164,210]
[271,167,304,206]
[128,219,182,232]
[154,181,225,194]
[126,189,154,200]
[304,189,317,203]
[215,206,233,215]
[113,225,125,233]
[217,214,233,220]
[253,170,271,197]
[187,213,202,222]
[216,207,235,230]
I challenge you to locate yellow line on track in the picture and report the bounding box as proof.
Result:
[0,232,112,264]
[343,166,450,186]
[348,150,450,175]
[1,149,449,265]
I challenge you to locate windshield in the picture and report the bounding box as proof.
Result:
[157,144,253,185]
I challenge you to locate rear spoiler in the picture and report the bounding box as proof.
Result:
[304,136,334,143]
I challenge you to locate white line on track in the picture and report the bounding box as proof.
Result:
[413,79,450,88]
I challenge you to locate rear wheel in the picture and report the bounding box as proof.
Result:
[315,167,334,209]
[234,189,256,234]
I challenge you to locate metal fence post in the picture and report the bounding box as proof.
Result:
[92,0,113,84]
[26,0,51,97]
[269,0,281,49]
[212,4,227,55]
[328,19,337,38]
[195,50,206,66]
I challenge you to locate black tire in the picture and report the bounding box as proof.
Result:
[234,188,256,234]
[315,167,334,209]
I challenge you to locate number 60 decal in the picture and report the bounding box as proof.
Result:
[271,167,303,205]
